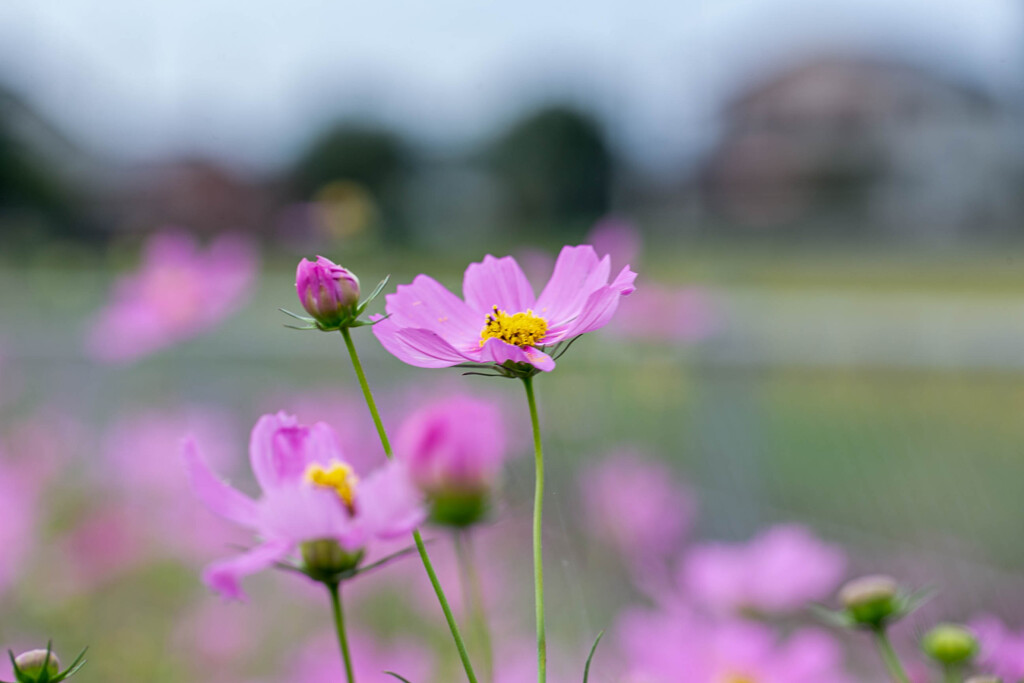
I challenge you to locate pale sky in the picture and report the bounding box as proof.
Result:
[0,0,1020,171]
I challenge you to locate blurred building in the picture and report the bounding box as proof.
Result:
[699,56,1024,242]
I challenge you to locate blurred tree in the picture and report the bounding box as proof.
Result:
[487,105,613,236]
[0,88,83,244]
[292,123,414,244]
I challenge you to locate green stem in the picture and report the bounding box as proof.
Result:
[941,665,960,683]
[455,531,495,683]
[873,628,911,683]
[327,582,356,683]
[340,327,392,455]
[522,375,547,683]
[339,328,479,683]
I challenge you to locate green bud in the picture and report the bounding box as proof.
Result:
[429,491,490,528]
[922,623,978,666]
[300,539,364,581]
[14,649,60,679]
[838,575,899,628]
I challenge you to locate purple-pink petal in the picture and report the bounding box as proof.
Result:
[181,438,260,530]
[462,254,536,314]
[479,337,555,372]
[382,275,479,339]
[534,245,612,323]
[203,538,293,601]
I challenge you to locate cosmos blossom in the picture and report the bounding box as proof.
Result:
[372,245,636,373]
[182,412,424,600]
[86,231,257,363]
[618,605,852,683]
[680,524,847,616]
[969,615,1024,680]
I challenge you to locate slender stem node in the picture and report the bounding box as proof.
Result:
[328,582,356,683]
[339,329,479,683]
[872,627,911,683]
[522,375,547,683]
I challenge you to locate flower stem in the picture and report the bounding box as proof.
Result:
[340,327,392,455]
[522,375,547,683]
[338,328,479,683]
[327,581,356,683]
[454,530,495,683]
[872,627,911,683]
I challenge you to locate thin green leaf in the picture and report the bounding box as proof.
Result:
[283,323,319,330]
[553,334,584,360]
[583,630,605,683]
[57,648,88,680]
[357,275,391,313]
[384,673,413,683]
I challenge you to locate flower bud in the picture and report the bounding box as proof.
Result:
[395,396,506,528]
[14,649,60,679]
[296,256,360,328]
[300,538,364,581]
[838,575,899,628]
[922,623,978,666]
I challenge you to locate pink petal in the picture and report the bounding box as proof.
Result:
[249,413,341,491]
[534,245,611,324]
[479,337,555,372]
[383,274,479,338]
[181,438,260,529]
[356,462,426,539]
[373,323,474,368]
[462,255,536,315]
[203,538,293,601]
[611,264,638,295]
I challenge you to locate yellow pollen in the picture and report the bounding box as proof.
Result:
[305,461,359,509]
[479,306,548,348]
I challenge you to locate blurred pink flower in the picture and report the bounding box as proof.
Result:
[86,230,257,363]
[173,599,262,666]
[57,502,146,590]
[969,615,1024,679]
[373,245,636,373]
[607,284,719,343]
[183,412,425,600]
[103,407,246,558]
[396,394,507,498]
[285,631,433,682]
[618,606,851,682]
[580,452,695,565]
[680,524,846,616]
[586,217,642,270]
[0,450,42,595]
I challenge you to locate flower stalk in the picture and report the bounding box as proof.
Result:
[454,531,494,683]
[522,375,547,683]
[872,627,911,683]
[339,329,480,683]
[327,581,356,683]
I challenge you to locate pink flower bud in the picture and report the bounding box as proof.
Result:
[296,256,361,328]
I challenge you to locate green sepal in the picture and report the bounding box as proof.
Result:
[809,603,857,629]
[583,631,605,683]
[355,275,390,316]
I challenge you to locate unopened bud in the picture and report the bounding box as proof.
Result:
[922,623,978,666]
[296,256,361,329]
[300,538,364,581]
[14,649,60,678]
[429,490,490,528]
[838,575,899,628]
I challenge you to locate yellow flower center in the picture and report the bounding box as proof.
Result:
[479,306,548,348]
[305,461,359,511]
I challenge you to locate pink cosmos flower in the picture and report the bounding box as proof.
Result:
[969,615,1024,679]
[182,412,425,600]
[396,395,507,498]
[680,524,846,616]
[372,245,636,373]
[618,606,852,682]
[580,452,695,565]
[86,230,257,363]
